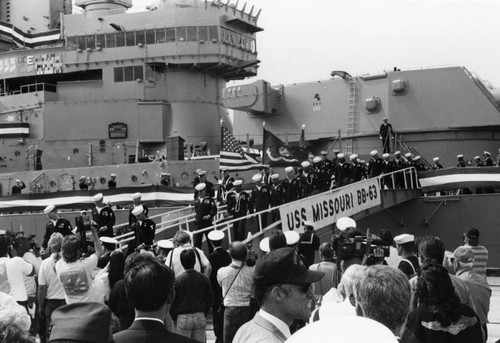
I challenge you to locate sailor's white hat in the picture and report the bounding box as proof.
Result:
[259,237,270,253]
[271,174,279,180]
[405,152,412,158]
[198,170,207,175]
[43,204,56,214]
[157,239,174,249]
[433,157,439,162]
[208,230,225,241]
[92,193,104,202]
[337,153,345,159]
[285,231,300,245]
[132,192,142,200]
[414,156,421,161]
[79,176,86,180]
[252,173,262,182]
[394,234,414,245]
[110,173,116,177]
[382,153,390,159]
[457,154,463,158]
[233,179,243,186]
[484,151,491,156]
[370,150,378,156]
[15,179,21,183]
[100,236,118,245]
[313,156,322,164]
[349,154,358,160]
[195,183,206,191]
[132,205,145,216]
[285,166,294,173]
[474,156,480,160]
[301,161,311,168]
[321,151,328,155]
[394,151,401,155]
[336,217,356,231]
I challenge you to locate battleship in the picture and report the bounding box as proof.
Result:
[0,0,499,268]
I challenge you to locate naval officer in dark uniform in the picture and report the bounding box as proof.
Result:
[131,205,156,251]
[91,193,116,237]
[108,173,117,189]
[11,179,26,195]
[379,117,394,154]
[41,204,73,256]
[226,179,251,241]
[193,182,218,253]
[249,173,271,230]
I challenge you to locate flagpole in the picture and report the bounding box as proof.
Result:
[262,121,266,165]
[220,119,224,173]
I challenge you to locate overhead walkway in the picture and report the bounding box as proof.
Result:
[114,167,421,252]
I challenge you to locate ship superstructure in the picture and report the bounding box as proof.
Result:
[0,0,261,194]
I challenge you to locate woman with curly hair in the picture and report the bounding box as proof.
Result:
[402,263,483,343]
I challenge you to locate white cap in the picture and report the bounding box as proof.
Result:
[474,156,480,160]
[394,234,415,245]
[285,231,300,245]
[15,179,21,183]
[337,153,345,159]
[370,150,378,156]
[132,205,145,216]
[198,170,207,176]
[110,173,116,177]
[157,239,174,249]
[349,154,358,160]
[43,204,56,214]
[286,316,398,343]
[252,173,262,182]
[161,172,168,176]
[195,183,206,191]
[132,192,142,200]
[484,151,491,156]
[208,230,225,241]
[433,157,439,162]
[321,151,327,155]
[79,176,86,180]
[336,217,356,231]
[414,156,421,161]
[271,174,279,180]
[259,237,270,253]
[313,156,322,164]
[394,151,401,155]
[301,161,310,168]
[405,152,412,158]
[233,179,243,186]
[285,166,294,173]
[382,153,390,159]
[92,193,103,202]
[100,236,118,245]
[457,154,463,158]
[303,221,315,229]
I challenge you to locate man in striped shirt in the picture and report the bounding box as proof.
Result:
[463,228,488,278]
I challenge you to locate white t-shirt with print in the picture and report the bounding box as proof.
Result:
[0,256,33,302]
[55,254,100,304]
[38,254,66,300]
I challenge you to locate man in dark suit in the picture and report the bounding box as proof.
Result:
[207,230,231,343]
[113,259,197,343]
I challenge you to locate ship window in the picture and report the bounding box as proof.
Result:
[145,29,155,44]
[186,26,197,41]
[126,31,135,46]
[124,66,134,81]
[106,32,116,48]
[67,37,77,50]
[136,30,145,45]
[156,28,166,43]
[116,32,125,47]
[134,66,143,80]
[86,35,95,49]
[96,34,105,48]
[208,26,218,41]
[165,28,175,42]
[198,26,208,41]
[114,67,124,82]
[77,36,86,49]
[176,27,186,42]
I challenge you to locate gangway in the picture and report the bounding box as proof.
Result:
[114,167,421,252]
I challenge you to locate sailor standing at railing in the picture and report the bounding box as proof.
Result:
[368,150,384,178]
[193,183,218,254]
[349,154,367,183]
[335,154,352,188]
[300,161,317,197]
[226,180,251,242]
[249,173,271,230]
[282,166,302,203]
[91,193,116,238]
[130,205,156,253]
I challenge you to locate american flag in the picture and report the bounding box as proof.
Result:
[220,123,263,171]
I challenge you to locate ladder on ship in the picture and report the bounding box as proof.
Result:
[345,77,357,155]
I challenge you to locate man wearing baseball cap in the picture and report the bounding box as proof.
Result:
[234,247,324,342]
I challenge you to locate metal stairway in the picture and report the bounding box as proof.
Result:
[398,136,433,169]
[345,77,357,155]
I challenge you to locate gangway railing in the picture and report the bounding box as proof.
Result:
[113,167,419,250]
[398,136,433,170]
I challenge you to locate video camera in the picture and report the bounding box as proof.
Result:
[332,228,390,265]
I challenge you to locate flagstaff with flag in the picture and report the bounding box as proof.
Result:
[219,120,264,171]
[262,123,308,167]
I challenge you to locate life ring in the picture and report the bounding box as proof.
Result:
[99,177,106,184]
[50,180,57,188]
[181,172,189,181]
[131,175,138,182]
